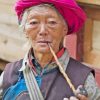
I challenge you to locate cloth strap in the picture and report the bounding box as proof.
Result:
[23,66,44,100]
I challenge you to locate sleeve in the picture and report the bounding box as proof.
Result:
[0,72,4,99]
[84,72,100,100]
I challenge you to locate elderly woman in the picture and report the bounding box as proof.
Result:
[0,0,100,100]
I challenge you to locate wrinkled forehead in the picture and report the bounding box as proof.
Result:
[25,4,63,19]
[20,4,67,28]
[28,5,62,20]
[26,4,59,14]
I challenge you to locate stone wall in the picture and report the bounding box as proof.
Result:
[0,0,26,63]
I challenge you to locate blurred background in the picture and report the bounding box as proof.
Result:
[0,0,100,75]
[0,0,26,73]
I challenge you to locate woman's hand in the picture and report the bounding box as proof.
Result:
[77,93,88,100]
[63,94,88,100]
[63,85,88,100]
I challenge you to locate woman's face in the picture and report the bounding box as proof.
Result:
[24,5,68,54]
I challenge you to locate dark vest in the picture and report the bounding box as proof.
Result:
[2,58,94,100]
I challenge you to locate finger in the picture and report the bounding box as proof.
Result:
[70,96,79,100]
[77,94,88,100]
[63,98,69,100]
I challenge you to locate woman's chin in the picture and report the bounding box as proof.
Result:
[34,46,50,53]
[38,48,50,53]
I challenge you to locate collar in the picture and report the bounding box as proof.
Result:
[19,48,70,74]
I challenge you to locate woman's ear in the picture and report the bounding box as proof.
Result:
[63,25,68,36]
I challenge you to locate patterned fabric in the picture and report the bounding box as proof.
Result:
[0,48,100,99]
[27,48,67,76]
[20,48,69,87]
[84,73,100,100]
[20,48,100,99]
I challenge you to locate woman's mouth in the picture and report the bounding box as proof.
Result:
[37,41,51,44]
[36,41,52,47]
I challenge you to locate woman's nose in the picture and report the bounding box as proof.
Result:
[39,24,48,36]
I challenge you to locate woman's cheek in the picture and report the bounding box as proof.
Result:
[26,30,36,40]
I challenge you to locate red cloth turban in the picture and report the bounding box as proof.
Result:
[14,0,86,34]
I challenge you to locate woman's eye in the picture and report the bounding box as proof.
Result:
[48,21,57,25]
[25,21,39,29]
[29,21,38,25]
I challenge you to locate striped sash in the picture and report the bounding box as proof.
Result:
[23,66,44,100]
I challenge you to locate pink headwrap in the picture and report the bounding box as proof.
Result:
[14,0,86,34]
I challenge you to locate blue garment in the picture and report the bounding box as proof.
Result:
[3,79,27,100]
[3,72,42,100]
[3,73,28,100]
